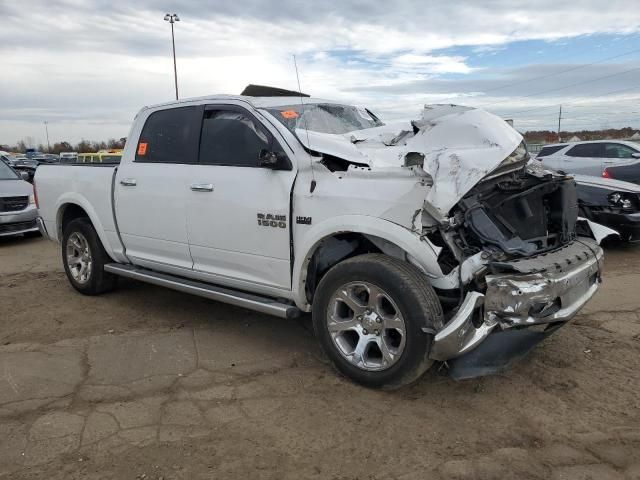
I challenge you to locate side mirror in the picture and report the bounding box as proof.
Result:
[258,149,290,170]
[20,171,29,181]
[632,153,640,159]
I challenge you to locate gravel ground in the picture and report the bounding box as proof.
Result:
[1,235,639,479]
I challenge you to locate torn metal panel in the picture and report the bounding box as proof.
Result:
[431,252,487,290]
[430,292,494,361]
[577,217,620,244]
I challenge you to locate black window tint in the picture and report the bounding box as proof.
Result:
[603,143,637,159]
[136,106,200,163]
[566,143,602,158]
[537,145,567,157]
[199,110,270,166]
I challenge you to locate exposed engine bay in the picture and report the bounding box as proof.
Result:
[426,162,603,366]
[439,162,579,266]
[457,170,578,257]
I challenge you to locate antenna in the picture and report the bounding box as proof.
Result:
[293,55,316,192]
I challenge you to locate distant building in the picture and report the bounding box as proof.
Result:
[631,132,640,140]
[568,135,581,142]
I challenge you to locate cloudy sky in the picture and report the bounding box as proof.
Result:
[1,0,640,146]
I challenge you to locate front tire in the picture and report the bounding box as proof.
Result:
[312,254,443,389]
[62,218,117,295]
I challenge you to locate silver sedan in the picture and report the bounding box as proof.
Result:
[0,161,39,237]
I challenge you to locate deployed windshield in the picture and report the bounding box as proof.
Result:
[265,103,383,135]
[0,161,19,180]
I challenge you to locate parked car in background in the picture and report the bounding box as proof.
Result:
[537,140,640,183]
[77,150,122,164]
[11,158,39,183]
[25,149,44,159]
[0,160,39,237]
[0,151,20,167]
[35,154,60,164]
[575,174,640,242]
[35,88,607,387]
[59,152,78,163]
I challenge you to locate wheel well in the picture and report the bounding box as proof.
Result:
[59,204,90,238]
[304,233,412,303]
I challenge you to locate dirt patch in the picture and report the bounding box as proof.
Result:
[1,237,639,479]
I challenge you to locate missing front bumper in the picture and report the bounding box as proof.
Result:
[429,239,603,363]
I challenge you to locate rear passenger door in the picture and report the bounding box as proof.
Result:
[561,143,604,175]
[115,106,202,270]
[186,104,297,293]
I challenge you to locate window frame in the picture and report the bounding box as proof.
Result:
[565,143,604,158]
[537,145,567,157]
[134,105,204,165]
[197,104,292,170]
[602,142,639,159]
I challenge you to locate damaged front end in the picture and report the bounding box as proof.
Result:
[427,159,604,378]
[266,100,605,378]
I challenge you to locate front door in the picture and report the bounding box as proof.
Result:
[115,105,202,270]
[186,105,296,291]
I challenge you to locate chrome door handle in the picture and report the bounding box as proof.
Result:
[190,183,214,192]
[120,178,137,186]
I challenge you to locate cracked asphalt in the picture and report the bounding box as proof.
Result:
[1,236,639,479]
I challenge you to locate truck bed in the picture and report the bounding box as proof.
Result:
[35,164,124,260]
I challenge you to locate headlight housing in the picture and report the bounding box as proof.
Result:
[501,141,529,167]
[608,191,639,211]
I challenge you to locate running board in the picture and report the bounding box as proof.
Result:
[104,264,301,319]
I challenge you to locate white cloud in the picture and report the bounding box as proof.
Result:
[1,0,639,144]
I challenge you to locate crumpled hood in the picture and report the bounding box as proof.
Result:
[296,104,523,217]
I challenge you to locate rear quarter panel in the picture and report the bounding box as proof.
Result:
[35,165,126,262]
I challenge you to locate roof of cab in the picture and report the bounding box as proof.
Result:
[142,94,342,113]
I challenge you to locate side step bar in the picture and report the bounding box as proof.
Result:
[104,264,301,319]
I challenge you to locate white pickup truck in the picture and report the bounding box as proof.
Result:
[35,85,605,388]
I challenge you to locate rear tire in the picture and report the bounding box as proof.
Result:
[62,218,117,295]
[312,254,443,389]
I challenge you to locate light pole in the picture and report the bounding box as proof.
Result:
[164,13,180,100]
[44,121,50,152]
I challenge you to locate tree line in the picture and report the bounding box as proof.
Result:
[523,127,638,144]
[3,126,638,154]
[1,137,127,154]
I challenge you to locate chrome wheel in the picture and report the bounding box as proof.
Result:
[66,232,92,284]
[326,281,406,371]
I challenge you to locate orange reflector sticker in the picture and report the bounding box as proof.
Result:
[137,142,148,155]
[280,110,299,119]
